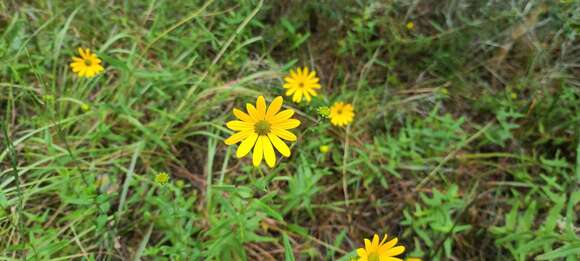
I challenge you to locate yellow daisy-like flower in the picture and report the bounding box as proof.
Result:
[224,96,300,168]
[70,48,104,78]
[283,67,321,103]
[329,102,354,127]
[356,234,406,261]
[406,22,415,30]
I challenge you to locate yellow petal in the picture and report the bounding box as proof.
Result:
[72,57,83,62]
[246,103,261,121]
[262,136,276,167]
[266,96,283,119]
[292,89,303,102]
[256,96,266,118]
[356,248,367,258]
[272,119,300,130]
[378,238,397,252]
[252,135,263,166]
[267,133,290,157]
[226,120,254,131]
[372,234,380,248]
[224,130,252,145]
[285,87,296,96]
[270,109,295,123]
[236,133,258,158]
[271,128,297,141]
[284,76,297,84]
[233,108,254,123]
[384,246,405,256]
[364,238,372,251]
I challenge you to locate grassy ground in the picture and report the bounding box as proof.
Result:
[1,0,579,260]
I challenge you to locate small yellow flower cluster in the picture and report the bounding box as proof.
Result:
[283,67,355,127]
[224,66,358,168]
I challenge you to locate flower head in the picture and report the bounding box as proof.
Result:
[70,48,104,78]
[356,234,405,261]
[319,145,330,153]
[283,67,321,103]
[406,22,415,30]
[225,96,300,168]
[329,102,354,127]
[155,172,170,185]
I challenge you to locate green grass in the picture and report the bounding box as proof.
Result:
[1,0,579,260]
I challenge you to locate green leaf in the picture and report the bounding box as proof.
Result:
[536,243,580,260]
[282,232,296,261]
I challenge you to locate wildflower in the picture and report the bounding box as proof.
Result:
[81,103,91,112]
[356,234,405,261]
[70,48,104,78]
[329,102,354,127]
[155,172,170,185]
[406,22,415,30]
[319,145,330,153]
[225,96,300,168]
[317,106,330,118]
[283,67,321,103]
[510,92,517,99]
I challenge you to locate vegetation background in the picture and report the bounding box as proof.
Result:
[1,0,579,260]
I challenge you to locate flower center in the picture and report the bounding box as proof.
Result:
[254,120,271,135]
[84,59,93,66]
[298,82,304,88]
[368,252,380,261]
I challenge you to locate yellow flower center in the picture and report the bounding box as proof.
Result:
[254,120,271,135]
[368,252,380,261]
[84,59,92,66]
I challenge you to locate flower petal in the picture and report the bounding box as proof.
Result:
[372,234,379,248]
[268,133,290,157]
[271,128,297,141]
[246,103,260,121]
[262,136,276,167]
[364,238,372,251]
[272,119,300,130]
[384,245,405,257]
[224,130,252,145]
[378,238,397,253]
[356,248,367,258]
[252,135,264,166]
[226,120,254,131]
[266,96,283,119]
[270,109,295,123]
[292,89,303,102]
[236,133,258,158]
[256,96,266,118]
[233,108,254,123]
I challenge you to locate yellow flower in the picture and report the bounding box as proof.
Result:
[70,48,104,78]
[155,172,170,185]
[283,67,321,103]
[356,234,405,261]
[329,102,354,127]
[225,96,300,168]
[319,145,330,153]
[406,22,415,30]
